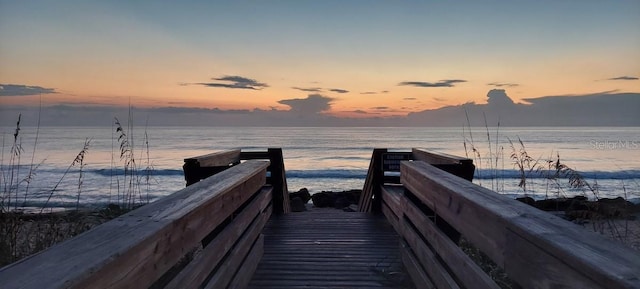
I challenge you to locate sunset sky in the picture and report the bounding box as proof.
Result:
[1,1,639,120]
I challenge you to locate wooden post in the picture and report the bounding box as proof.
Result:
[183,159,202,186]
[358,148,386,213]
[183,161,232,186]
[267,148,290,214]
[183,150,242,186]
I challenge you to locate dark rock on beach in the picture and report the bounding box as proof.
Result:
[311,189,362,209]
[288,188,311,212]
[290,197,307,212]
[289,188,311,204]
[516,196,589,212]
[310,191,335,207]
[516,196,640,220]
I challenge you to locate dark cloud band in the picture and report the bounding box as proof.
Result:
[329,88,349,94]
[399,79,466,88]
[608,76,638,81]
[292,87,323,92]
[191,75,268,90]
[0,84,57,96]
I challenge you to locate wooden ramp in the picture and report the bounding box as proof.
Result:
[248,208,414,289]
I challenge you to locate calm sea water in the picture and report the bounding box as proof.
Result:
[1,126,639,209]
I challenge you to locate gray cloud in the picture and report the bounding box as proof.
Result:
[0,84,57,96]
[486,89,515,107]
[360,90,388,95]
[4,89,638,127]
[608,76,638,81]
[329,88,349,94]
[193,75,268,90]
[292,87,323,92]
[432,97,446,102]
[399,79,466,88]
[278,94,334,114]
[407,90,640,126]
[488,82,520,87]
[291,87,350,94]
[403,97,417,101]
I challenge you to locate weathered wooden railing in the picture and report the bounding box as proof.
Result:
[183,148,290,214]
[358,148,474,213]
[370,150,640,289]
[359,148,474,244]
[0,160,273,289]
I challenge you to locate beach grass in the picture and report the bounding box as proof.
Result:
[0,114,152,266]
[462,118,640,250]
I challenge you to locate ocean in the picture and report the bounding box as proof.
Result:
[1,126,639,210]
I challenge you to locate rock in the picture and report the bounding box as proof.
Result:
[516,195,639,220]
[312,191,336,208]
[521,196,588,212]
[289,188,311,204]
[311,189,362,208]
[596,197,635,218]
[334,197,350,209]
[290,197,307,212]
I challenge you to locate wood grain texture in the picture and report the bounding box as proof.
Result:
[165,187,272,289]
[382,185,499,289]
[203,208,269,289]
[248,209,413,289]
[411,149,472,165]
[381,184,403,233]
[184,149,241,167]
[381,184,404,219]
[400,240,435,289]
[228,234,265,289]
[412,149,475,181]
[359,148,387,212]
[382,202,400,234]
[401,218,460,289]
[0,160,269,289]
[401,160,640,289]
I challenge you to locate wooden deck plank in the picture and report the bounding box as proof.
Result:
[248,209,414,289]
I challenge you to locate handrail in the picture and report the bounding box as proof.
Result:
[358,148,475,213]
[184,148,290,214]
[385,160,640,289]
[184,149,242,168]
[0,160,272,289]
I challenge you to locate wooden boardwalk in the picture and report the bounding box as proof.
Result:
[3,148,639,289]
[248,208,414,289]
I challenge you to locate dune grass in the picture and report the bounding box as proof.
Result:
[465,122,639,239]
[0,114,153,266]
